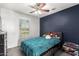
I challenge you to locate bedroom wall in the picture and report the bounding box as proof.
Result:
[40,5,79,44]
[0,8,40,48]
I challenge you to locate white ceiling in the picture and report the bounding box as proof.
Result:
[0,3,78,18]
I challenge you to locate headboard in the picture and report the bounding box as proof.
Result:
[41,32,63,40]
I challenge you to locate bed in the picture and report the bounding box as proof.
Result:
[21,32,63,56]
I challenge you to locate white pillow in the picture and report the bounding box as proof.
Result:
[54,35,60,39]
[45,35,52,39]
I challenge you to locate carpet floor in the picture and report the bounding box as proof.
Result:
[7,46,71,56]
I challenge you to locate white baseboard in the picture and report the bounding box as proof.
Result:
[7,44,19,49]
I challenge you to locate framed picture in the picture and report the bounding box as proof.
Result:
[19,19,30,39]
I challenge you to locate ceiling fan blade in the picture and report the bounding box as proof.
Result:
[29,10,35,13]
[37,3,46,8]
[29,5,36,9]
[40,9,50,12]
[52,8,56,10]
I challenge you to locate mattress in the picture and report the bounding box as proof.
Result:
[21,37,60,56]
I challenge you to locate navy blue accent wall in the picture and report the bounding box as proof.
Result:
[40,5,79,44]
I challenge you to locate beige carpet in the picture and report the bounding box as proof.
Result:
[7,47,25,56]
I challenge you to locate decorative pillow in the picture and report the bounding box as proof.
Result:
[43,32,61,39]
[53,35,60,39]
[43,34,46,37]
[45,35,52,39]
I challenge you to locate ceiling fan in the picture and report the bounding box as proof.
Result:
[29,3,56,14]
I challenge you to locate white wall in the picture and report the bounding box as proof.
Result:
[0,8,40,49]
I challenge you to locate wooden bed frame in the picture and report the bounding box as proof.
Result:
[40,41,63,56]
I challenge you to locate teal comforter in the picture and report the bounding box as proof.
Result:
[21,37,60,56]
